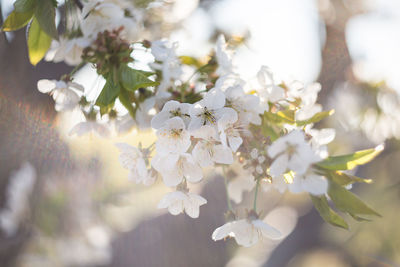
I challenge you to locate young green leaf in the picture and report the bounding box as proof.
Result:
[14,0,36,13]
[95,78,121,107]
[327,180,381,217]
[118,88,136,118]
[277,110,295,123]
[179,56,202,67]
[27,18,52,65]
[316,144,384,170]
[327,171,372,186]
[120,65,158,92]
[310,195,349,229]
[34,0,58,39]
[296,109,334,126]
[264,111,295,125]
[1,10,33,31]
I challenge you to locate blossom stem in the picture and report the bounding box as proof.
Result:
[69,61,86,77]
[222,167,234,212]
[253,179,260,211]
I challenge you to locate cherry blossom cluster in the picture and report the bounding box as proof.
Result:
[109,36,341,247]
[24,1,380,248]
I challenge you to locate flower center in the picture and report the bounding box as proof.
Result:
[170,108,182,117]
[170,128,183,138]
[202,107,216,125]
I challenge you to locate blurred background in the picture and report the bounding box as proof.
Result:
[0,0,399,266]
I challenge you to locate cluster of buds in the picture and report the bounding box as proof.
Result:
[82,27,133,77]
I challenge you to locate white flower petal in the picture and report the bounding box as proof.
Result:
[302,175,328,196]
[212,145,234,165]
[252,219,282,240]
[37,79,56,93]
[269,154,289,177]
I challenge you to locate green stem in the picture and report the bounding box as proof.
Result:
[69,61,86,77]
[253,179,260,211]
[185,63,211,84]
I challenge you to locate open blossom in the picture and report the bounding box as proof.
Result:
[267,130,320,177]
[188,89,234,131]
[115,143,155,185]
[192,126,234,167]
[288,81,322,121]
[217,109,243,152]
[155,117,191,155]
[152,153,202,187]
[227,161,256,203]
[45,37,91,66]
[151,100,191,129]
[261,175,288,194]
[257,66,286,103]
[0,162,36,236]
[37,79,84,111]
[224,85,264,125]
[289,172,328,196]
[69,119,111,138]
[157,191,207,218]
[212,215,282,247]
[150,40,183,93]
[215,35,234,75]
[81,0,140,42]
[307,127,336,159]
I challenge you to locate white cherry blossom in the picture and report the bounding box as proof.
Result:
[150,40,183,93]
[261,176,288,194]
[226,161,256,203]
[307,127,336,159]
[81,0,140,42]
[192,126,234,167]
[37,79,84,111]
[155,117,191,155]
[217,109,243,152]
[188,89,234,131]
[151,100,191,129]
[45,37,91,66]
[257,66,286,103]
[267,130,320,177]
[287,81,322,121]
[289,173,328,196]
[152,153,202,187]
[157,191,207,218]
[69,120,111,138]
[212,216,281,247]
[115,143,155,185]
[224,85,264,125]
[215,35,234,75]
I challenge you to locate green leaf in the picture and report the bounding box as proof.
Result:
[349,213,372,222]
[1,10,33,31]
[296,109,335,126]
[14,0,36,13]
[327,180,381,217]
[27,18,52,65]
[135,69,155,77]
[264,111,295,125]
[119,65,158,92]
[34,0,58,39]
[118,89,135,118]
[310,195,349,229]
[95,78,120,107]
[277,110,295,123]
[260,116,280,142]
[179,56,202,67]
[327,171,372,186]
[316,145,384,171]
